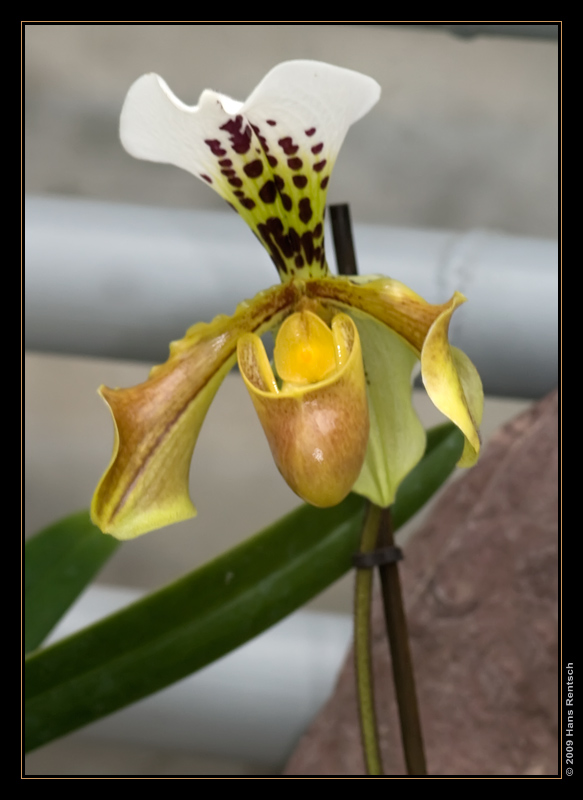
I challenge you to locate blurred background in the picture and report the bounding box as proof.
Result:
[24,23,558,776]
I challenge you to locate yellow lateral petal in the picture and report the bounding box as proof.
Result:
[238,313,369,507]
[450,346,484,467]
[421,299,483,467]
[91,283,297,539]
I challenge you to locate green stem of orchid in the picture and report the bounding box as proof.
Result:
[354,501,384,776]
[377,508,427,776]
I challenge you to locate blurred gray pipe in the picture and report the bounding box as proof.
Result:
[25,195,557,398]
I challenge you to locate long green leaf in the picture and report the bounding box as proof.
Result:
[25,423,461,753]
[25,511,120,654]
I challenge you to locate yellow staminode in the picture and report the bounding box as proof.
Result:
[274,311,337,386]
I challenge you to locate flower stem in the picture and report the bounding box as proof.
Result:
[377,508,427,776]
[354,502,384,776]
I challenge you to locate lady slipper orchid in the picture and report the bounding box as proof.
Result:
[91,60,483,540]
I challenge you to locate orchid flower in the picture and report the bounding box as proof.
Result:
[91,61,483,540]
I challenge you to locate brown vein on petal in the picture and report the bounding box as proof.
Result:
[107,347,231,521]
[305,278,452,354]
[103,284,297,523]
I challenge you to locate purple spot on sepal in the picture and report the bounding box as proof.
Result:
[243,160,264,178]
[313,160,327,173]
[205,139,227,157]
[287,157,303,171]
[288,227,301,253]
[221,169,236,176]
[278,137,299,155]
[267,119,277,126]
[320,176,329,189]
[251,124,271,154]
[233,190,244,197]
[228,177,243,188]
[259,181,277,203]
[305,127,316,137]
[274,175,285,191]
[299,198,313,224]
[266,218,284,235]
[281,194,292,211]
[295,255,305,268]
[314,247,322,262]
[240,198,256,210]
[293,175,308,189]
[267,156,278,168]
[220,116,252,154]
[301,231,314,264]
[218,158,233,167]
[258,221,287,274]
[263,217,295,259]
[311,143,324,155]
[278,233,294,258]
[200,174,213,184]
[314,223,323,239]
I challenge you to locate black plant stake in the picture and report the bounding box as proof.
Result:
[330,203,427,777]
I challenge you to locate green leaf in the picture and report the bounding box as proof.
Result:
[25,511,119,654]
[25,423,461,753]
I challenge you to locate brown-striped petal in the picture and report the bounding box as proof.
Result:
[91,283,296,539]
